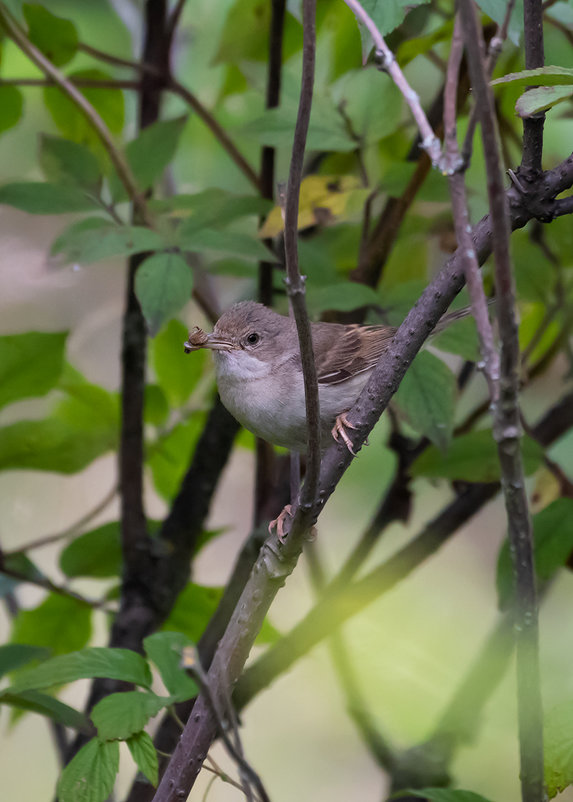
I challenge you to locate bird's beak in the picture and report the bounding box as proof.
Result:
[184,328,237,353]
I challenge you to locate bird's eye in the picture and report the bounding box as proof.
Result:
[246,332,260,346]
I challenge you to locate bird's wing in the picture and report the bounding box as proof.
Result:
[314,324,396,386]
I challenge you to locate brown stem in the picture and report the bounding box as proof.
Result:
[342,0,442,168]
[459,1,544,799]
[521,0,546,178]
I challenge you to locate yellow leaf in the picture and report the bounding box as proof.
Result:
[259,175,366,238]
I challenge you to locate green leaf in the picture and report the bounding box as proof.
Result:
[240,104,355,152]
[39,135,102,192]
[44,69,124,148]
[358,0,431,37]
[58,738,119,802]
[51,219,165,265]
[127,731,159,787]
[410,430,544,482]
[1,690,90,731]
[111,117,187,200]
[397,19,454,66]
[153,189,272,227]
[545,699,573,798]
[23,4,78,67]
[432,315,480,362]
[0,399,117,473]
[144,384,170,426]
[163,584,224,644]
[0,644,49,677]
[147,414,206,501]
[60,522,121,579]
[0,85,24,135]
[152,319,207,407]
[7,648,152,694]
[395,351,456,451]
[331,68,402,142]
[92,691,169,741]
[135,251,193,336]
[178,225,274,262]
[11,594,91,657]
[0,331,67,410]
[143,632,198,703]
[0,182,100,214]
[476,0,523,44]
[396,791,494,802]
[491,66,573,88]
[306,282,381,315]
[516,85,573,117]
[0,553,45,597]
[496,499,573,609]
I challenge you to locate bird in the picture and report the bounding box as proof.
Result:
[183,300,474,455]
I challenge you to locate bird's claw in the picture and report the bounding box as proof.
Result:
[269,504,294,542]
[331,412,358,455]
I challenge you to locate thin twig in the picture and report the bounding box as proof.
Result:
[283,0,321,517]
[4,484,118,557]
[77,40,261,191]
[258,0,286,306]
[443,15,500,400]
[166,76,261,192]
[0,4,152,226]
[458,2,544,800]
[182,649,269,802]
[461,0,517,168]
[0,561,112,610]
[0,77,141,89]
[342,0,442,168]
[235,384,573,711]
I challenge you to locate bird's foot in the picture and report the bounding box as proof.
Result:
[269,504,293,542]
[331,412,358,455]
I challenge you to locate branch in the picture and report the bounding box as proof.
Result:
[0,4,152,227]
[443,17,499,399]
[150,144,573,798]
[521,0,546,177]
[235,388,573,709]
[151,4,319,799]
[342,0,442,168]
[458,2,544,799]
[283,0,321,506]
[461,0,517,168]
[4,484,118,556]
[258,0,286,306]
[76,41,262,191]
[0,77,141,89]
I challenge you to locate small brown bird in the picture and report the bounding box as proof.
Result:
[184,300,473,454]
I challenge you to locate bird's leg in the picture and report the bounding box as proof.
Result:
[269,504,293,542]
[331,412,358,456]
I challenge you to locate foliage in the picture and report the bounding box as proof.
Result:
[0,0,571,801]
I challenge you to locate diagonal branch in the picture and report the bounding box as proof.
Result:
[235,388,573,710]
[342,0,442,168]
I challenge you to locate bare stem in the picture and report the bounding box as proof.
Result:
[444,16,500,399]
[342,0,442,168]
[283,0,321,512]
[459,1,544,799]
[521,0,546,177]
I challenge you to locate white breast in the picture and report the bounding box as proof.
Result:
[214,351,373,452]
